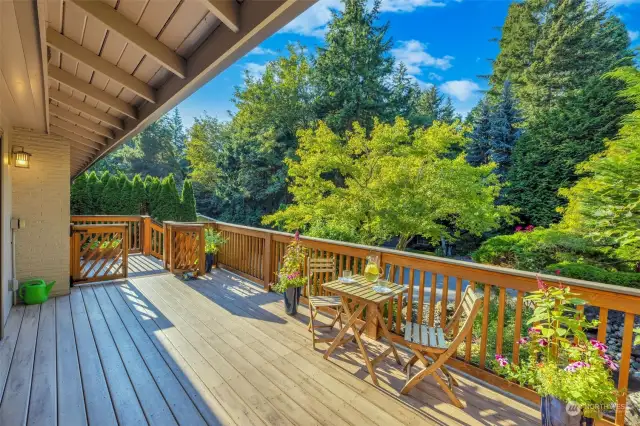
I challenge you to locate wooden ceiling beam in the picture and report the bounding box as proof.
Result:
[50,116,107,145]
[50,125,104,151]
[70,142,98,156]
[68,0,187,79]
[198,0,240,32]
[49,88,124,130]
[49,103,114,139]
[46,28,156,103]
[48,65,137,119]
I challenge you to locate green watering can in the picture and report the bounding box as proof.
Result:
[19,280,55,305]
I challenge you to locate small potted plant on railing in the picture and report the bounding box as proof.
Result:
[204,229,227,273]
[272,231,307,316]
[494,277,619,425]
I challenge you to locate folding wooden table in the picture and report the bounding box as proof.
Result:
[322,275,407,385]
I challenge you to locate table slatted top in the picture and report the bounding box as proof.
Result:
[323,275,407,303]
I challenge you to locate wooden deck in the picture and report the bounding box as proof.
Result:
[0,260,540,426]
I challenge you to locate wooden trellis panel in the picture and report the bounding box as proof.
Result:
[70,224,128,284]
[164,222,205,276]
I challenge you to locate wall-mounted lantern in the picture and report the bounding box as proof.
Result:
[12,146,31,169]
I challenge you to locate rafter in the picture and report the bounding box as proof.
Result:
[49,103,114,139]
[49,88,124,130]
[50,125,104,151]
[48,65,137,119]
[46,28,156,103]
[198,0,240,33]
[70,142,98,156]
[50,116,107,145]
[68,0,187,79]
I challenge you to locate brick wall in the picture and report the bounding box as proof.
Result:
[11,128,70,297]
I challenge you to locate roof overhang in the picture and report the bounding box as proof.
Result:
[33,0,316,177]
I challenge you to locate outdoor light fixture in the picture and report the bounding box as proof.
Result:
[12,146,31,169]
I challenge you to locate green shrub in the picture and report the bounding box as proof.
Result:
[472,228,608,272]
[546,263,640,289]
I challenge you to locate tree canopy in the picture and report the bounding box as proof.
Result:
[263,118,514,249]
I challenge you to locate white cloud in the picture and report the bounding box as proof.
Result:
[392,40,454,76]
[440,80,480,102]
[629,30,639,42]
[245,63,267,79]
[281,0,448,38]
[280,0,341,38]
[250,47,277,56]
[379,0,445,13]
[428,72,443,81]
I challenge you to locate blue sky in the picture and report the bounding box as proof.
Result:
[176,0,640,128]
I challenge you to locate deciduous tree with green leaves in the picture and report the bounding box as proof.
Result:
[263,118,515,249]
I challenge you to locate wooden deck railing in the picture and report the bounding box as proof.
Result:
[71,215,144,253]
[71,215,640,424]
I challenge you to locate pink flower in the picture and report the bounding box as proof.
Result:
[294,230,300,241]
[525,225,535,232]
[517,337,529,345]
[528,327,541,335]
[605,359,619,371]
[555,269,561,275]
[590,339,608,352]
[565,361,590,372]
[495,354,509,367]
[539,338,549,347]
[515,226,523,232]
[536,274,548,291]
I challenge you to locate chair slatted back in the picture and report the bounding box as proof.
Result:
[445,286,483,342]
[307,257,336,296]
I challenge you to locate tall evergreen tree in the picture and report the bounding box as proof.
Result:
[146,176,162,217]
[86,171,103,214]
[439,97,457,124]
[488,80,522,179]
[466,99,492,166]
[130,175,146,215]
[388,63,420,121]
[101,176,121,214]
[71,173,90,214]
[312,0,394,134]
[179,179,197,222]
[154,174,180,222]
[496,0,634,226]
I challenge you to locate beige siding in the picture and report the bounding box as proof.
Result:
[11,129,70,297]
[0,120,13,327]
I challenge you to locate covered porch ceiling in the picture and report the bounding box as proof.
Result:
[42,0,314,177]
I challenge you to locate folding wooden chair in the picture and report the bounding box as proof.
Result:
[401,286,483,408]
[307,257,343,349]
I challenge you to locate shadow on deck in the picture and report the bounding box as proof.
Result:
[0,259,540,426]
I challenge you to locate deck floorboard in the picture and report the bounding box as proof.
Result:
[1,256,540,426]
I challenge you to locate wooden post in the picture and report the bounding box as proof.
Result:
[262,232,273,291]
[198,225,206,276]
[122,225,129,278]
[163,222,170,270]
[141,216,151,255]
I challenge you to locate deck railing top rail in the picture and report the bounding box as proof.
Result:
[210,219,640,302]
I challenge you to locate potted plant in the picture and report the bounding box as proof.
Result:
[494,277,619,425]
[204,229,226,273]
[272,231,307,315]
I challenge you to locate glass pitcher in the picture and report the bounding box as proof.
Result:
[364,255,381,284]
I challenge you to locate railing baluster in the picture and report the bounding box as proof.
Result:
[479,284,491,369]
[512,291,524,364]
[395,266,404,333]
[616,313,634,424]
[496,287,506,356]
[441,275,449,329]
[453,277,461,336]
[428,273,437,327]
[416,271,425,325]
